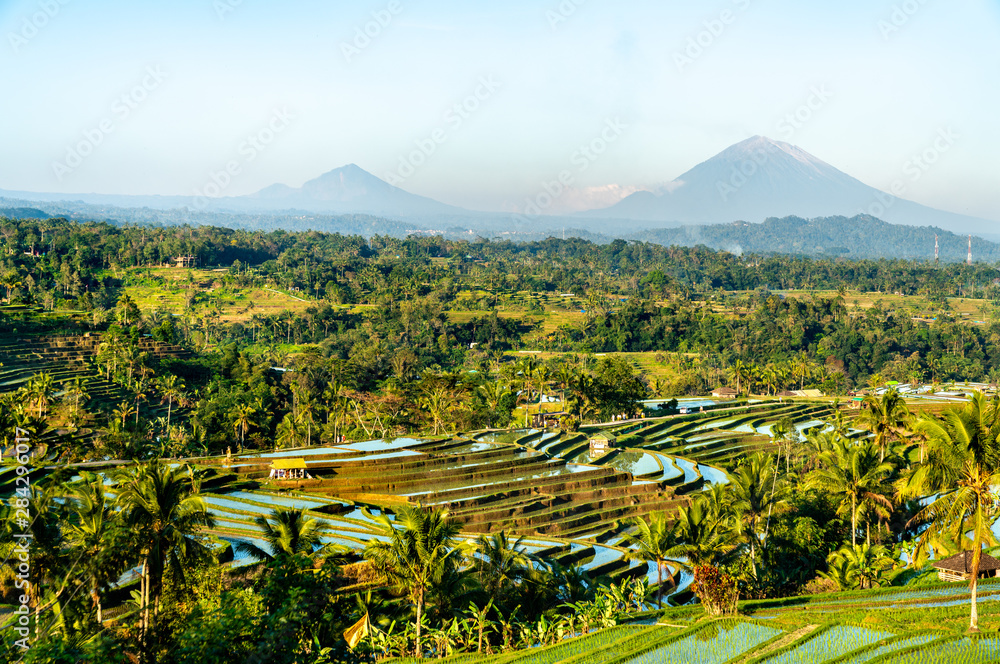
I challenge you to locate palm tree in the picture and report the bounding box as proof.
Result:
[113,461,215,660]
[860,387,910,461]
[673,498,735,568]
[728,454,786,575]
[476,382,511,429]
[26,372,54,419]
[65,377,90,423]
[158,374,185,428]
[473,531,531,607]
[901,392,1000,632]
[113,399,137,429]
[555,364,577,406]
[624,512,685,608]
[420,387,451,436]
[235,507,332,562]
[729,359,748,396]
[808,437,894,547]
[64,474,120,624]
[276,412,303,449]
[822,543,892,590]
[233,402,257,451]
[365,506,463,657]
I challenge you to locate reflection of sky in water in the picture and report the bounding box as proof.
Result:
[475,430,537,444]
[698,464,729,485]
[672,457,700,483]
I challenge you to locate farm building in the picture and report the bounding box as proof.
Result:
[589,431,617,458]
[932,551,1000,582]
[268,458,312,480]
[712,387,738,399]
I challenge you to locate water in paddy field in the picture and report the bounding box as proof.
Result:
[697,464,729,485]
[650,453,683,481]
[337,437,427,452]
[605,451,662,476]
[623,620,781,664]
[671,457,701,484]
[475,429,538,444]
[641,398,718,410]
[586,544,623,568]
[444,441,501,454]
[204,495,278,515]
[248,447,353,458]
[337,450,424,462]
[224,491,334,510]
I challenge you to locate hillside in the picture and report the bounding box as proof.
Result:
[631,215,1000,262]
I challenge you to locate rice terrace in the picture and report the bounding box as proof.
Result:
[2,2,1000,660]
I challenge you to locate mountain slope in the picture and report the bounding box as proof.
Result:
[244,164,466,216]
[594,136,994,235]
[0,165,467,219]
[630,215,1000,262]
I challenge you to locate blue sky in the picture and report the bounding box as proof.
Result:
[1,0,998,219]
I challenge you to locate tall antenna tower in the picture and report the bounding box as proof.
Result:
[968,235,973,266]
[934,235,939,262]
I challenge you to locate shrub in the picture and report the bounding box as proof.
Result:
[692,565,739,616]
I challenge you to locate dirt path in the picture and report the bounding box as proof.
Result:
[747,624,819,661]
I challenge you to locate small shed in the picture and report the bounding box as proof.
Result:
[268,458,311,480]
[712,387,738,399]
[849,397,865,410]
[531,410,568,429]
[589,432,617,458]
[933,551,1000,582]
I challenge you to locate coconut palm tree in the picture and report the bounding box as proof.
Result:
[235,507,332,562]
[624,512,685,608]
[474,530,532,609]
[673,498,735,568]
[63,474,121,624]
[728,454,786,575]
[821,543,892,590]
[233,402,256,451]
[476,382,511,429]
[26,372,54,419]
[364,506,464,657]
[901,392,1000,633]
[157,374,185,428]
[860,387,910,461]
[113,461,215,660]
[808,437,894,547]
[420,387,451,436]
[113,399,137,429]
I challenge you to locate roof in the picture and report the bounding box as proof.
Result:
[589,432,617,442]
[933,551,1000,574]
[271,458,307,469]
[713,387,738,395]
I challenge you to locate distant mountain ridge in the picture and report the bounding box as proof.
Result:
[593,136,995,236]
[243,164,466,216]
[631,215,1000,262]
[1,136,996,240]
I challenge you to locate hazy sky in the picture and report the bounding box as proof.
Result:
[1,0,998,220]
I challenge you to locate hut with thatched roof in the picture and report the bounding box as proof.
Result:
[933,551,1000,582]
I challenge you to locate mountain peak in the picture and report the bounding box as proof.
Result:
[595,135,990,232]
[247,163,463,216]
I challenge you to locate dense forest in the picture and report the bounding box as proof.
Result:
[3,217,1000,661]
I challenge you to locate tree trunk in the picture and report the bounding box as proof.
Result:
[656,561,663,609]
[851,497,857,548]
[970,534,982,632]
[415,589,423,657]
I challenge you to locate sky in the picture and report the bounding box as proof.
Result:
[1,0,998,220]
